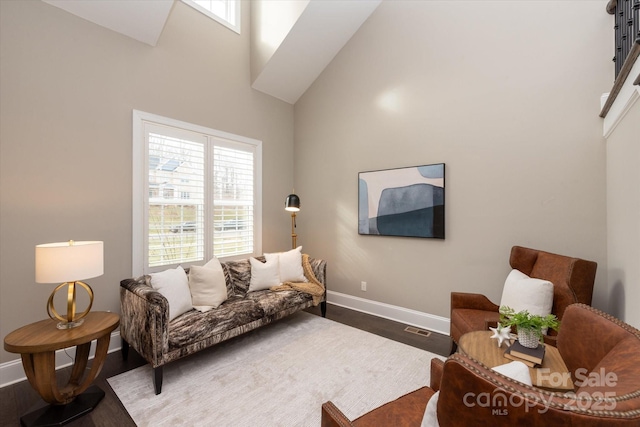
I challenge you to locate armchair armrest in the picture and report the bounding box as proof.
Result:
[321,401,353,427]
[119,277,169,367]
[451,292,500,312]
[430,358,445,391]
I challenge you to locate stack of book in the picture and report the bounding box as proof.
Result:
[504,340,545,367]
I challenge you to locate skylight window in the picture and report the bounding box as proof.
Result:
[181,0,240,34]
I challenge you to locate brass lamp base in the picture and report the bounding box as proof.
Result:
[47,281,94,329]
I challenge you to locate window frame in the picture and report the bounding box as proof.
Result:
[132,110,262,276]
[180,0,241,34]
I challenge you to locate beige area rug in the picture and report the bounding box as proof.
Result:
[108,311,445,426]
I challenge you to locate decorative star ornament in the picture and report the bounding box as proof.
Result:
[489,323,512,348]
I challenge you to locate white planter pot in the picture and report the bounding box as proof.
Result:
[517,329,540,348]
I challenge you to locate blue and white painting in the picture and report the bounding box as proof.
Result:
[358,164,445,239]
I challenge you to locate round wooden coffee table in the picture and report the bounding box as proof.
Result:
[458,330,574,391]
[4,311,120,426]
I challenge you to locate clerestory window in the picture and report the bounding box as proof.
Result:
[132,110,262,275]
[181,0,240,34]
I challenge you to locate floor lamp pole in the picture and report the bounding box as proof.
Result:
[290,212,297,249]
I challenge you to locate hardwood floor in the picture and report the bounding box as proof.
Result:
[310,304,453,356]
[0,304,452,427]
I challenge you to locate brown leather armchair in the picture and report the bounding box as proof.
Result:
[321,304,640,426]
[450,246,597,347]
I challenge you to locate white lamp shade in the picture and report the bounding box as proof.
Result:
[35,241,104,283]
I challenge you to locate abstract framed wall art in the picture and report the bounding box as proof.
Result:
[358,163,445,239]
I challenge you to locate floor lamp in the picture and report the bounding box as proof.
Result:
[285,193,300,249]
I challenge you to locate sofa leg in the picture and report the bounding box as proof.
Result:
[121,338,129,361]
[321,301,327,318]
[154,366,163,395]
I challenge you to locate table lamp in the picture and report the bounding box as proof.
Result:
[285,193,300,249]
[35,240,104,329]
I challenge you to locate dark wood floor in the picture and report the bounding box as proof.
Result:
[0,304,452,427]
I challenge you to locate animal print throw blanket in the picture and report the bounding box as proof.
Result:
[270,254,325,305]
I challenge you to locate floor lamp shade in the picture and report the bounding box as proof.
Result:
[285,194,300,212]
[285,194,300,249]
[35,241,104,329]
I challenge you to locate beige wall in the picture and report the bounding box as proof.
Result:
[606,100,640,329]
[0,1,294,363]
[294,1,611,319]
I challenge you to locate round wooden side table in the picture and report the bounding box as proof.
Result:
[458,330,574,391]
[4,311,120,426]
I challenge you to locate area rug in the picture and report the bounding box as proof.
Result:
[108,311,444,426]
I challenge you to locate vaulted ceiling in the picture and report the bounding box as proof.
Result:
[42,0,174,46]
[41,0,381,104]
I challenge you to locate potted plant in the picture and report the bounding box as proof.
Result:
[499,306,560,348]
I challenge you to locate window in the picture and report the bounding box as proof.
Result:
[133,110,262,275]
[181,0,240,34]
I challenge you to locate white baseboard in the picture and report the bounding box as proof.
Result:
[326,290,450,336]
[0,331,122,388]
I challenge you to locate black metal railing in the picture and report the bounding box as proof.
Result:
[608,0,640,77]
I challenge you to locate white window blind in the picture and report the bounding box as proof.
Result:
[213,144,254,257]
[147,126,206,268]
[133,111,262,275]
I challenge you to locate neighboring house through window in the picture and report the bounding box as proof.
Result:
[132,110,262,275]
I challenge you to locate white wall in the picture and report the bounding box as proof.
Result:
[0,0,294,364]
[294,1,611,321]
[606,99,640,329]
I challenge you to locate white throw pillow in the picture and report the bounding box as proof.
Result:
[248,256,280,292]
[491,361,533,386]
[265,246,307,283]
[500,269,554,332]
[203,256,223,271]
[420,390,440,427]
[502,269,530,291]
[150,266,193,321]
[188,259,228,312]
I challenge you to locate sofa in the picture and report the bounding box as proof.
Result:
[322,304,640,426]
[120,254,327,394]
